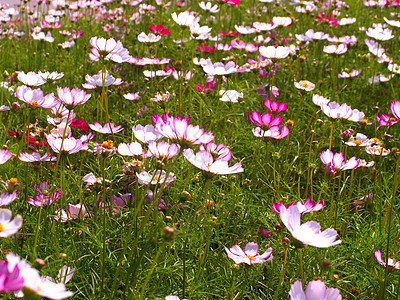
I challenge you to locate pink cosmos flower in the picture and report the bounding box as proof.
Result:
[17,71,46,87]
[0,258,24,292]
[89,122,124,134]
[19,152,56,162]
[137,170,176,186]
[222,0,240,4]
[123,92,141,101]
[0,209,23,237]
[316,11,339,26]
[57,87,91,108]
[321,102,365,122]
[263,99,288,112]
[183,149,243,175]
[323,44,348,54]
[7,253,73,299]
[46,135,88,154]
[15,86,59,109]
[199,142,232,161]
[82,71,123,90]
[214,42,233,51]
[224,242,272,265]
[320,149,359,175]
[338,69,362,78]
[0,150,12,164]
[152,113,214,147]
[89,37,131,63]
[272,197,323,214]
[294,80,315,91]
[247,111,283,128]
[117,142,145,157]
[374,250,400,270]
[231,40,258,52]
[54,204,88,222]
[202,60,238,75]
[390,100,400,119]
[280,205,342,248]
[289,280,342,300]
[147,141,180,159]
[0,191,18,206]
[376,113,399,129]
[259,46,290,59]
[365,145,391,156]
[252,126,290,140]
[132,124,163,144]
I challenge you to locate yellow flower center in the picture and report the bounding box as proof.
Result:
[301,83,309,88]
[389,117,396,122]
[354,140,362,146]
[0,223,4,232]
[31,100,38,106]
[206,163,212,169]
[348,73,352,76]
[153,176,161,182]
[360,119,368,126]
[10,178,18,184]
[101,140,113,149]
[246,255,255,260]
[372,138,380,144]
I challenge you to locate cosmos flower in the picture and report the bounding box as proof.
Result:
[366,25,394,41]
[137,32,162,43]
[294,80,315,91]
[19,152,56,162]
[17,71,46,87]
[202,60,238,75]
[321,102,365,122]
[54,204,88,223]
[199,142,232,161]
[320,149,359,174]
[338,69,362,78]
[224,242,273,265]
[252,126,290,140]
[376,113,399,129]
[234,25,256,34]
[132,124,163,144]
[0,258,24,292]
[137,170,176,186]
[289,280,342,300]
[259,46,290,59]
[323,44,348,54]
[89,37,132,63]
[15,86,59,109]
[219,90,243,102]
[82,70,123,90]
[247,111,283,128]
[263,99,288,112]
[38,71,64,84]
[280,205,342,248]
[152,113,214,147]
[374,250,400,270]
[0,191,18,206]
[199,1,220,13]
[46,135,88,154]
[117,142,145,157]
[345,133,375,147]
[231,40,258,52]
[0,150,12,165]
[0,209,23,238]
[272,198,323,214]
[365,145,391,156]
[89,122,124,134]
[57,87,91,108]
[183,148,243,175]
[149,24,171,35]
[147,141,180,159]
[171,11,200,28]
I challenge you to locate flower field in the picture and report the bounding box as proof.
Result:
[0,0,400,298]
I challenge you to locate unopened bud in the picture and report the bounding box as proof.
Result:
[182,191,191,200]
[384,133,393,140]
[11,102,21,111]
[59,253,67,258]
[316,119,324,125]
[204,199,214,209]
[35,258,46,268]
[275,224,282,231]
[282,237,290,244]
[164,226,176,240]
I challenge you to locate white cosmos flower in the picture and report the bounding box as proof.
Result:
[384,17,400,27]
[234,25,257,34]
[259,46,290,59]
[219,89,243,102]
[137,32,161,43]
[199,1,220,13]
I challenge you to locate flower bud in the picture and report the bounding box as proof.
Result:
[182,191,191,200]
[275,224,282,231]
[35,258,46,268]
[11,102,21,111]
[163,226,176,241]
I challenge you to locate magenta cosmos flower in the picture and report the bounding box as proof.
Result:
[57,87,91,108]
[320,149,359,175]
[272,197,323,214]
[225,242,272,265]
[263,99,288,112]
[152,113,214,147]
[183,148,243,175]
[0,258,24,292]
[374,250,400,270]
[247,111,283,128]
[231,40,258,52]
[289,280,342,300]
[280,205,342,248]
[390,100,400,120]
[15,86,58,109]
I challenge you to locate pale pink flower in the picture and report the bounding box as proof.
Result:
[272,198,323,214]
[132,124,163,144]
[253,22,278,31]
[199,1,220,13]
[323,44,347,54]
[82,70,123,90]
[338,69,362,78]
[117,142,145,157]
[147,141,180,159]
[17,71,46,87]
[202,60,237,75]
[259,46,290,59]
[89,122,124,134]
[280,205,342,248]
[19,152,56,162]
[219,89,243,102]
[365,145,391,156]
[137,32,162,43]
[231,40,258,52]
[38,71,64,84]
[137,170,176,186]
[57,87,91,107]
[312,94,330,106]
[294,80,315,91]
[0,191,18,206]
[234,25,257,34]
[183,149,243,175]
[54,204,88,223]
[384,17,400,27]
[123,92,141,101]
[199,142,232,161]
[0,150,12,165]
[252,126,289,140]
[171,11,200,28]
[345,133,374,147]
[321,102,365,122]
[15,86,59,109]
[289,280,342,300]
[224,242,273,265]
[0,209,22,238]
[89,37,131,63]
[46,135,88,154]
